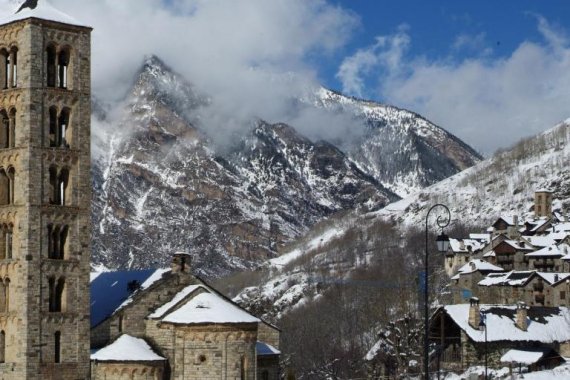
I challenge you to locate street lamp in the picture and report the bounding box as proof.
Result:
[479,309,488,380]
[424,204,451,380]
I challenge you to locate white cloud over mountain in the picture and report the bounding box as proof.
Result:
[337,16,570,155]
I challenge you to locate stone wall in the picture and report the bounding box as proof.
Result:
[91,361,164,380]
[145,323,258,380]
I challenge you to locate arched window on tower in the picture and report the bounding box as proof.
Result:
[48,277,65,312]
[0,169,9,205]
[4,278,9,312]
[46,45,57,88]
[58,49,69,89]
[0,49,8,89]
[7,167,14,205]
[8,108,15,148]
[0,280,5,312]
[58,108,70,148]
[54,331,61,363]
[0,330,5,363]
[58,168,69,205]
[48,107,57,147]
[5,225,12,260]
[0,110,8,149]
[48,225,66,260]
[9,47,17,88]
[49,166,58,205]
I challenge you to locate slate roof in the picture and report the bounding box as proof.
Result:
[90,269,168,328]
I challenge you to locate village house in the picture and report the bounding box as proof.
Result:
[450,259,504,304]
[90,253,281,380]
[429,298,570,374]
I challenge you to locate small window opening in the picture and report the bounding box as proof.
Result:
[54,331,61,363]
[0,111,8,149]
[0,49,8,89]
[8,109,15,148]
[49,277,65,312]
[0,169,9,205]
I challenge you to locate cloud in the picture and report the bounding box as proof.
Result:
[336,25,410,98]
[0,0,361,145]
[337,17,570,155]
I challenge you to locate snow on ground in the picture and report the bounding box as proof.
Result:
[269,226,345,268]
[444,363,570,379]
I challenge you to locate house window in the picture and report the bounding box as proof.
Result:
[118,315,124,333]
[561,291,566,300]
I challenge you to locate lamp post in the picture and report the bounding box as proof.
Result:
[424,204,451,380]
[479,309,488,380]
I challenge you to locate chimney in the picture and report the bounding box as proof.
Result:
[468,297,481,329]
[515,302,528,331]
[514,215,519,228]
[172,252,192,274]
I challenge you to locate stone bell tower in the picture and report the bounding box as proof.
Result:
[0,4,92,380]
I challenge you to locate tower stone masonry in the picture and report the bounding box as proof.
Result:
[0,10,92,380]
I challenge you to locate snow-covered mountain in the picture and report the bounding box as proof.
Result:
[91,56,481,275]
[233,119,570,320]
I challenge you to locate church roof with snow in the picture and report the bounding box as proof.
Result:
[0,0,88,28]
[91,335,165,362]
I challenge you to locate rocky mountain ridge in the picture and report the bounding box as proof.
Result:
[91,56,481,276]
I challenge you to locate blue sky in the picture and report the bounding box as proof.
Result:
[320,0,570,98]
[48,0,570,154]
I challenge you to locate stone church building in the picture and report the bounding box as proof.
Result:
[90,253,281,380]
[0,2,280,379]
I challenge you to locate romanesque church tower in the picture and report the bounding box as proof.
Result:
[0,5,92,380]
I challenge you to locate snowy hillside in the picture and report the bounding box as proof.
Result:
[378,120,570,227]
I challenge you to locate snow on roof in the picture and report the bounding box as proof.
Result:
[256,342,280,356]
[536,188,553,193]
[91,335,165,362]
[456,259,504,275]
[0,0,87,28]
[148,284,204,319]
[526,244,568,258]
[504,240,534,251]
[500,348,548,365]
[449,238,485,253]
[442,304,570,343]
[555,223,570,233]
[522,235,557,248]
[90,269,169,327]
[483,250,496,257]
[469,233,491,243]
[478,271,536,287]
[537,272,570,285]
[161,292,260,325]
